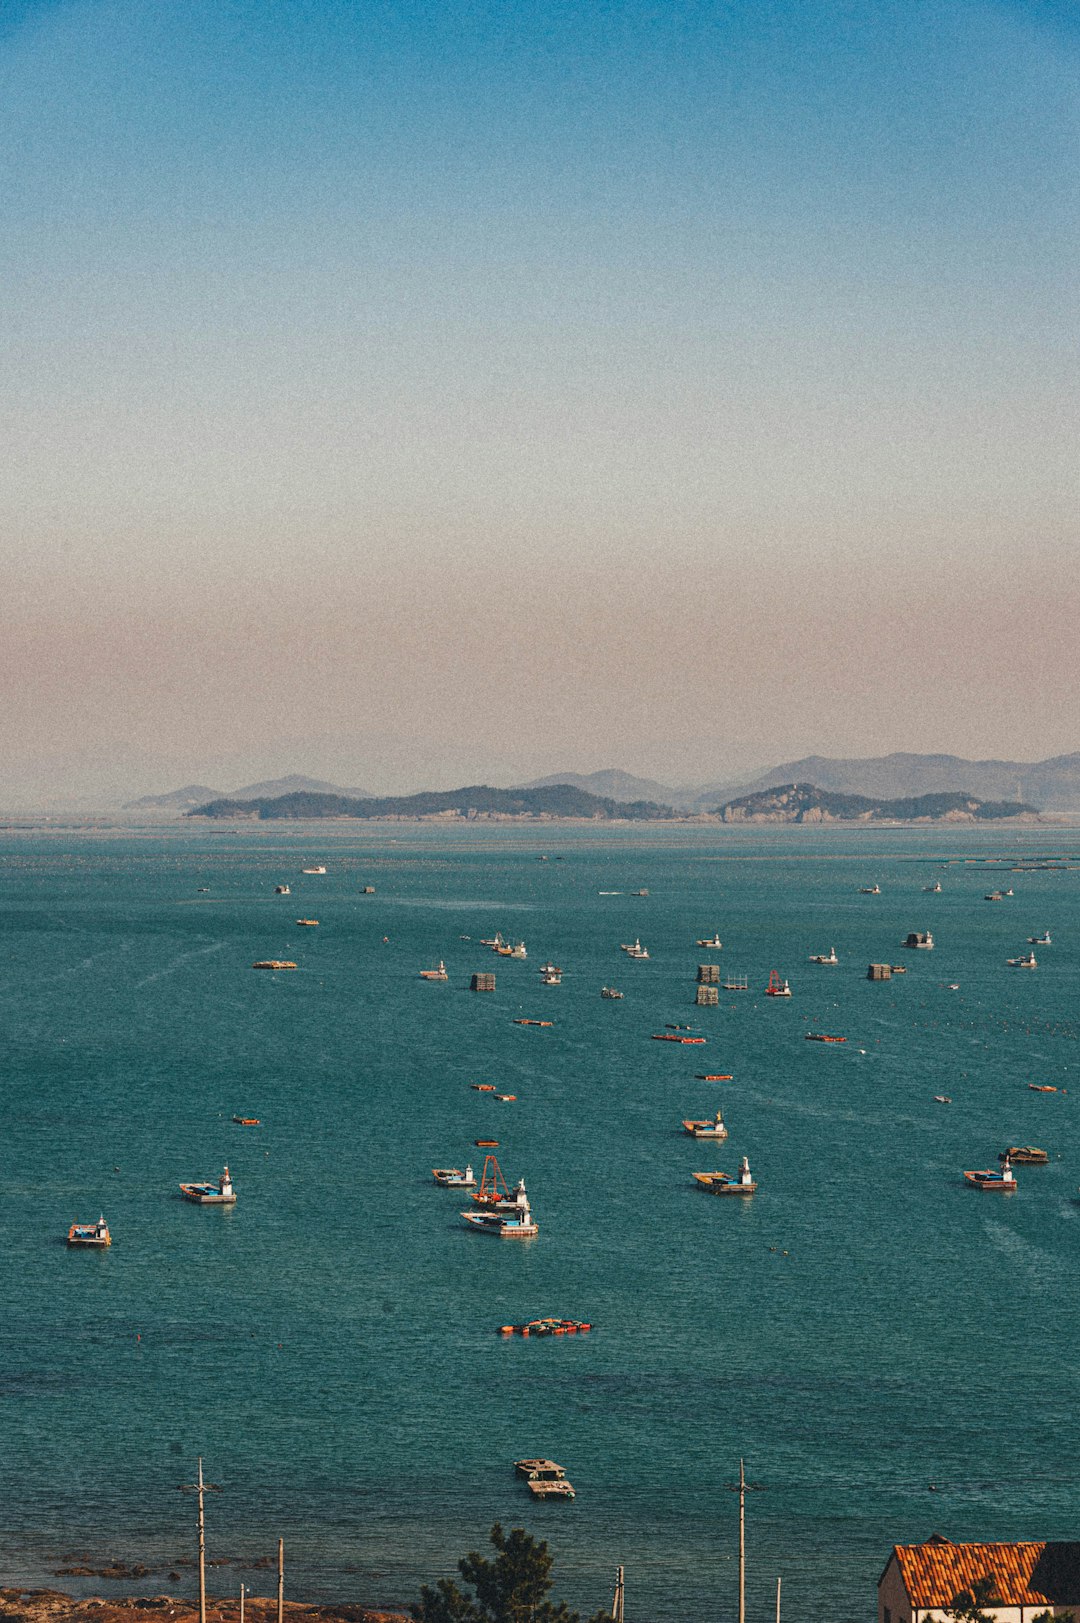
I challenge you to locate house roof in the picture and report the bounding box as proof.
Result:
[890,1538,1080,1609]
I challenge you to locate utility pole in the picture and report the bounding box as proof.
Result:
[725,1459,764,1623]
[776,1576,782,1623]
[610,1565,624,1623]
[178,1460,220,1623]
[277,1537,284,1623]
[240,1584,246,1623]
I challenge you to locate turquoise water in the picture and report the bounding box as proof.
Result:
[2,823,1079,1623]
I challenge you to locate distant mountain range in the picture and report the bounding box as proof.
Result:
[125,775,371,810]
[130,751,1080,816]
[187,785,673,821]
[717,783,1038,824]
[517,768,689,806]
[698,752,1080,812]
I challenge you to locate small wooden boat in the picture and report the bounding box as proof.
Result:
[295,918,319,927]
[1029,1084,1058,1093]
[472,1083,496,1092]
[528,1478,575,1498]
[475,1139,499,1148]
[963,1159,1016,1191]
[274,885,291,894]
[419,961,448,980]
[180,1166,236,1205]
[693,1156,757,1196]
[933,1095,952,1104]
[301,866,327,874]
[432,1166,476,1187]
[696,934,722,948]
[859,885,881,895]
[495,1093,517,1101]
[696,1073,733,1081]
[985,891,1005,901]
[232,1116,260,1126]
[682,1111,728,1139]
[515,1457,566,1479]
[539,969,562,984]
[765,971,791,997]
[1001,1146,1048,1165]
[600,987,623,999]
[252,960,297,970]
[513,1018,553,1027]
[805,1033,846,1043]
[652,1033,706,1044]
[67,1216,111,1248]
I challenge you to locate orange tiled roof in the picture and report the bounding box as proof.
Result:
[893,1538,1080,1609]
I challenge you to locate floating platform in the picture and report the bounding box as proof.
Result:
[499,1319,593,1336]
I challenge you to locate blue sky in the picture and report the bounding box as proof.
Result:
[1,0,1077,799]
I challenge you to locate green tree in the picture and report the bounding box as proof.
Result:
[1032,1612,1079,1623]
[924,1574,1003,1623]
[410,1523,610,1623]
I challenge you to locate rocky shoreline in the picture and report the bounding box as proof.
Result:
[0,1592,407,1623]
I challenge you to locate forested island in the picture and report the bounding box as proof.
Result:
[715,783,1039,822]
[187,785,675,820]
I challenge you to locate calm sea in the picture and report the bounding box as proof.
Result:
[1,822,1078,1623]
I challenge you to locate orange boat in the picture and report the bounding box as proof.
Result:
[514,1019,553,1027]
[805,1033,846,1044]
[1029,1084,1058,1093]
[470,1154,515,1208]
[696,1073,733,1081]
[652,1034,706,1044]
[472,1083,496,1092]
[232,1116,260,1126]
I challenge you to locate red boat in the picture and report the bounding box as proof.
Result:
[470,1154,515,1208]
[765,971,792,997]
[805,1033,846,1043]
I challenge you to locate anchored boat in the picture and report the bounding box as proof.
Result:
[462,1178,538,1237]
[67,1216,111,1248]
[419,961,449,980]
[963,1158,1016,1191]
[693,1156,757,1196]
[765,971,792,997]
[180,1166,236,1205]
[682,1110,728,1139]
[432,1165,476,1187]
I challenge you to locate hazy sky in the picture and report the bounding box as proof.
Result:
[2,0,1078,800]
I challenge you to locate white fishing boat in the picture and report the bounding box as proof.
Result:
[1007,951,1037,968]
[809,947,838,964]
[682,1110,728,1140]
[301,866,327,874]
[432,1165,475,1187]
[461,1179,538,1237]
[1029,931,1051,945]
[180,1166,236,1205]
[67,1216,111,1248]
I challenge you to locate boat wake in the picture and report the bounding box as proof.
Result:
[134,940,228,988]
